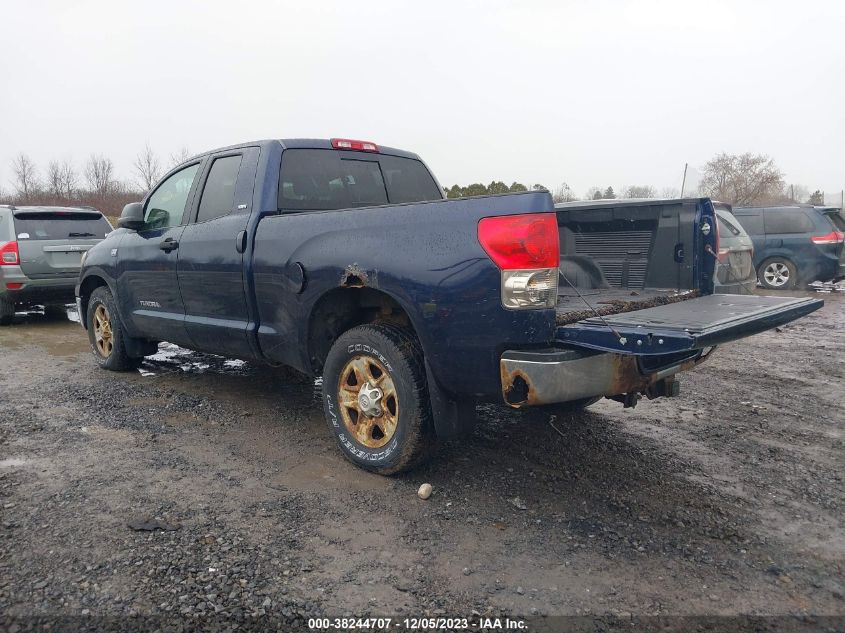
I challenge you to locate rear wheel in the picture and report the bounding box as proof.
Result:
[758,258,797,290]
[87,287,142,371]
[0,296,14,326]
[321,323,435,475]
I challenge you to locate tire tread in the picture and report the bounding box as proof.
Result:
[323,322,435,475]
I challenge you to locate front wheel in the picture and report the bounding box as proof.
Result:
[758,258,797,290]
[87,287,142,371]
[321,323,436,475]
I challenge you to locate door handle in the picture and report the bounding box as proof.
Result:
[160,238,179,253]
[235,230,247,254]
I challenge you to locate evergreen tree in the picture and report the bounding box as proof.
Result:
[464,183,488,197]
[807,190,824,205]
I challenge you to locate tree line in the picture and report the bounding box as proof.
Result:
[1,146,191,218]
[446,181,675,203]
[446,152,829,207]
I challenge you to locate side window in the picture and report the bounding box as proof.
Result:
[196,155,243,223]
[764,212,814,234]
[735,214,763,235]
[144,163,200,230]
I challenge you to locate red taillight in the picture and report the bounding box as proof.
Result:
[6,283,22,290]
[811,230,845,244]
[478,214,559,269]
[330,138,379,152]
[0,241,19,265]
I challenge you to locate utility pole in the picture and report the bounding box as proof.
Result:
[680,163,688,197]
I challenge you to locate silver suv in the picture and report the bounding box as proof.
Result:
[0,205,112,325]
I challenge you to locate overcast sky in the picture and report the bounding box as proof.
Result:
[1,0,843,198]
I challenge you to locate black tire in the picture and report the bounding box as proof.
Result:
[0,296,13,326]
[86,286,143,371]
[537,396,601,416]
[321,323,436,475]
[758,257,797,290]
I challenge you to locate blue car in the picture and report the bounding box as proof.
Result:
[733,205,845,289]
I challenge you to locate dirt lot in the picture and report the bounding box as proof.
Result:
[0,291,843,629]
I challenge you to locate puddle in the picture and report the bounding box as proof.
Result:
[139,342,254,377]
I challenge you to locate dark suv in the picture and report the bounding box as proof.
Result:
[733,205,845,289]
[0,205,112,324]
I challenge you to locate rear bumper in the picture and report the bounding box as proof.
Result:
[1,272,77,305]
[500,347,712,407]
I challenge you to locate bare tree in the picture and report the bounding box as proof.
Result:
[552,182,576,203]
[60,161,78,198]
[47,160,64,197]
[84,154,115,197]
[134,144,162,191]
[169,147,192,167]
[623,185,657,199]
[698,152,785,206]
[46,160,77,199]
[661,186,680,198]
[11,153,40,201]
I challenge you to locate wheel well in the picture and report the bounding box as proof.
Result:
[307,287,413,374]
[759,255,795,267]
[78,276,109,326]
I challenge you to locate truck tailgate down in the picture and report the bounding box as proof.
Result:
[556,294,823,355]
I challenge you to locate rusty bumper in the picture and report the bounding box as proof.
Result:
[500,347,713,408]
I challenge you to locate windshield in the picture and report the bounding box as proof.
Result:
[13,212,112,240]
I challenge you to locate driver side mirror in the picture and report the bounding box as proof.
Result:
[117,202,145,230]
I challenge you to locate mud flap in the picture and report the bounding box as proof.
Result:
[425,359,476,438]
[556,294,823,355]
[124,337,159,359]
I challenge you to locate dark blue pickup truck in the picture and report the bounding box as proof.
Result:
[76,138,822,474]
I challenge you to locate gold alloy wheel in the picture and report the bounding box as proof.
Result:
[337,355,399,449]
[93,304,114,357]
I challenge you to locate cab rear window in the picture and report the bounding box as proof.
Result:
[279,149,442,211]
[13,212,111,240]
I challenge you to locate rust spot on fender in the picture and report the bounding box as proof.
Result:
[341,264,369,288]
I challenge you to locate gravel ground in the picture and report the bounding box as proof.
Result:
[0,290,843,631]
